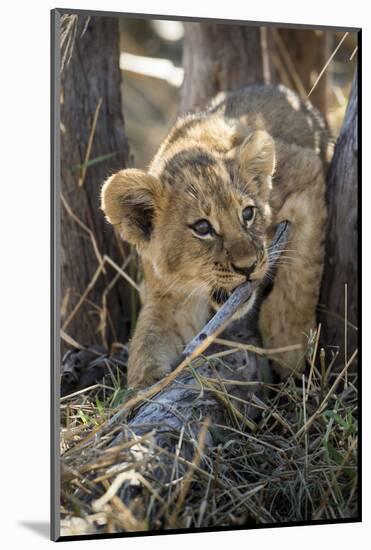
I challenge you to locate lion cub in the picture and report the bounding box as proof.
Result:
[102,85,332,388]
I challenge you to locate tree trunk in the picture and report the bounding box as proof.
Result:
[319,68,358,365]
[60,15,132,350]
[180,23,273,113]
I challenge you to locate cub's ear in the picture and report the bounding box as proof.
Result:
[234,130,275,199]
[101,169,163,246]
[237,130,275,176]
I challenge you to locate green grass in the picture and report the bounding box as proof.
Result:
[59,341,358,536]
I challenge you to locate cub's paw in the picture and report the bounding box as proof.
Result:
[127,360,170,389]
[270,348,306,380]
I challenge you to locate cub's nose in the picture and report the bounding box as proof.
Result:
[231,260,257,279]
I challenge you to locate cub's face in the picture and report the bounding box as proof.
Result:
[101,130,275,305]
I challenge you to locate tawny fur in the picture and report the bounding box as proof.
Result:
[101,85,332,388]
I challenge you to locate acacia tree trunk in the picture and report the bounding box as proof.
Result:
[319,69,358,364]
[60,15,132,349]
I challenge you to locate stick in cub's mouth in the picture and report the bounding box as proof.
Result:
[171,221,290,370]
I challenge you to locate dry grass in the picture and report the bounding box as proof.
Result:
[60,339,358,537]
[58,23,358,538]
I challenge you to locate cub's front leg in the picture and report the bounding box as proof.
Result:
[259,146,327,377]
[100,167,210,388]
[127,292,209,388]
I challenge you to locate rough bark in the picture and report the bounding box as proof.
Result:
[60,15,132,349]
[319,68,358,364]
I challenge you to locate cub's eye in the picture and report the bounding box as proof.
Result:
[242,206,255,224]
[192,219,213,236]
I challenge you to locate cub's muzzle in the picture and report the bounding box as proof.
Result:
[231,260,258,279]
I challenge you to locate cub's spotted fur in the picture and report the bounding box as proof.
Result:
[102,85,332,388]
